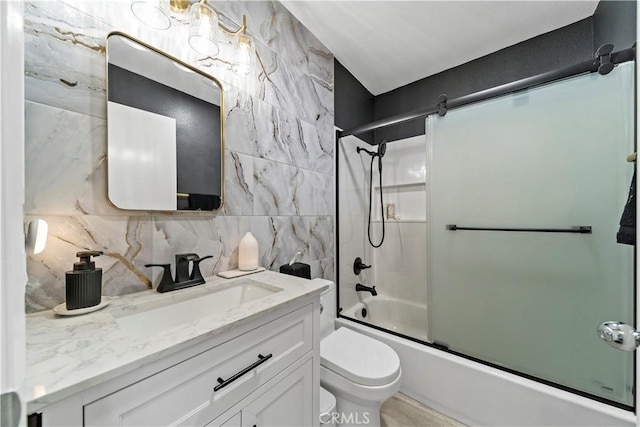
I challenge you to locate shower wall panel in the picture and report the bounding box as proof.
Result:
[338,135,372,312]
[426,62,635,406]
[371,136,428,306]
[338,134,430,339]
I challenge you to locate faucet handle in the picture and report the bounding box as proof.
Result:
[191,255,214,281]
[353,257,372,275]
[145,264,175,293]
[175,253,199,283]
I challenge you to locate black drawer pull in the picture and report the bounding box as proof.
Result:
[214,354,273,392]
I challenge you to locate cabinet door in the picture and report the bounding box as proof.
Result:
[241,359,313,427]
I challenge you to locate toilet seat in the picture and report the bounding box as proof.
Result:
[321,327,401,387]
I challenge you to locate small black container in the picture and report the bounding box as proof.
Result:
[279,262,311,279]
[66,251,103,310]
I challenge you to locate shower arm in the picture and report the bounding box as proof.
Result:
[356,146,377,157]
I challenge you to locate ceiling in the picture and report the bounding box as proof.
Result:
[282,1,599,95]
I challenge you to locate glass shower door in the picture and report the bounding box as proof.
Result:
[426,62,635,406]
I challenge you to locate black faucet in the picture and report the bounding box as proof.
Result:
[355,283,377,296]
[145,253,214,293]
[175,253,199,283]
[143,264,175,293]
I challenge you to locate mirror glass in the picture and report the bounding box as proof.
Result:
[106,33,223,211]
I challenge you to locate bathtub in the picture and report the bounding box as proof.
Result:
[336,314,635,426]
[341,295,428,342]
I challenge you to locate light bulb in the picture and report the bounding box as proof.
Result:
[232,34,254,77]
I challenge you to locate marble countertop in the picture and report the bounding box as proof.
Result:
[24,271,329,413]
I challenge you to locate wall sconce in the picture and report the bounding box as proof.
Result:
[162,0,254,76]
[26,219,48,255]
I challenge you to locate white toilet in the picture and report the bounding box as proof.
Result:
[317,280,402,427]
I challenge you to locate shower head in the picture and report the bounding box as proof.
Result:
[376,140,386,173]
[377,140,387,158]
[356,140,387,158]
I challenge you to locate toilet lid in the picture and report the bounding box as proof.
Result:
[320,387,336,414]
[321,327,400,387]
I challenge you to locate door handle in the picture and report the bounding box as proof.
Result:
[597,321,640,351]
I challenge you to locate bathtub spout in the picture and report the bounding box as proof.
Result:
[355,283,377,296]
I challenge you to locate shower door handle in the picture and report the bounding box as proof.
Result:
[597,321,640,351]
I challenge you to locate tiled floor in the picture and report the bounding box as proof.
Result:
[381,393,466,427]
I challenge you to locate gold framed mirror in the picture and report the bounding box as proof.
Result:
[106,32,224,212]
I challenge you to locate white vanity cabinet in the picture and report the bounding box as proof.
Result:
[35,299,320,427]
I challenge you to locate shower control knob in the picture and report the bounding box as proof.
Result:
[353,257,371,275]
[597,321,640,351]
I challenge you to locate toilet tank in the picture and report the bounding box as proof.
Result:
[311,279,336,340]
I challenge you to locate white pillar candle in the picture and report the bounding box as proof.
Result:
[238,232,259,271]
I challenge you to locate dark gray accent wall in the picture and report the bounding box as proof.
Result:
[335,1,637,143]
[334,60,375,144]
[593,0,636,51]
[373,17,594,142]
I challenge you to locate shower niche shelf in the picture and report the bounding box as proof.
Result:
[372,180,426,222]
[374,181,426,190]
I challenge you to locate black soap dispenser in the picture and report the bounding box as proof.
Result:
[66,251,103,310]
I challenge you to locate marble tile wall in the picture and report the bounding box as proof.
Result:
[24,0,335,313]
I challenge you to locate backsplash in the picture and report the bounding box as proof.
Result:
[24,0,335,313]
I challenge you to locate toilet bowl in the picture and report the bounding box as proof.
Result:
[315,279,402,427]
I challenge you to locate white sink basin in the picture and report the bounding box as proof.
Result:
[114,279,282,338]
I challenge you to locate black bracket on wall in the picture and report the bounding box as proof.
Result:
[596,43,615,75]
[437,94,448,116]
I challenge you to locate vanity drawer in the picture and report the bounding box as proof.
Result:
[84,304,313,427]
